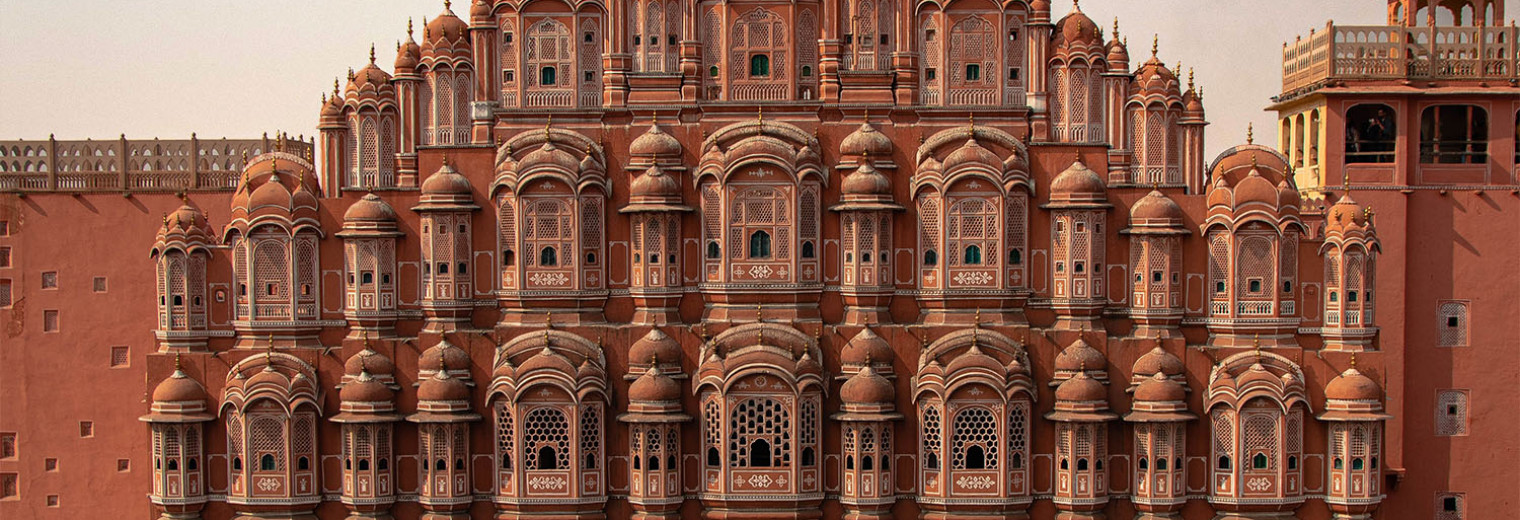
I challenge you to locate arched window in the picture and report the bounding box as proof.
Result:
[749,230,773,259]
[707,241,721,259]
[749,54,771,77]
[964,244,982,265]
[523,408,571,471]
[260,454,276,471]
[950,407,999,470]
[749,439,773,467]
[730,398,791,469]
[924,249,938,266]
[539,247,557,266]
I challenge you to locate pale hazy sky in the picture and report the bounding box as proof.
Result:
[1,0,1515,157]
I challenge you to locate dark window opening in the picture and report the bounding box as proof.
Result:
[259,454,276,471]
[707,447,720,466]
[707,241,720,259]
[540,247,558,266]
[358,459,369,471]
[801,447,815,466]
[1249,279,1263,293]
[965,64,981,81]
[541,66,558,86]
[435,459,446,471]
[584,32,594,43]
[539,446,559,470]
[233,457,242,471]
[1444,497,1460,512]
[1074,261,1085,273]
[1345,104,1396,163]
[361,272,373,285]
[964,245,983,265]
[1157,457,1168,470]
[749,230,772,259]
[861,455,873,471]
[926,68,937,80]
[966,445,986,469]
[710,65,719,77]
[880,34,889,45]
[1217,456,1231,470]
[801,65,812,77]
[438,263,448,275]
[167,459,178,471]
[1252,453,1269,469]
[1010,249,1022,265]
[503,250,515,266]
[584,71,595,82]
[1076,458,1089,471]
[1011,453,1022,468]
[298,457,309,471]
[501,454,512,469]
[845,455,855,470]
[925,452,939,467]
[749,439,773,467]
[1420,105,1488,164]
[801,240,815,259]
[1287,455,1298,470]
[749,54,770,77]
[924,249,938,266]
[586,252,597,265]
[584,453,596,469]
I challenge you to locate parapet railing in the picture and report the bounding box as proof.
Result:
[1282,23,1520,93]
[0,135,313,193]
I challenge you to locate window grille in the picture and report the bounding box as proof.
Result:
[249,416,284,471]
[1211,410,1234,467]
[110,346,129,367]
[580,404,601,469]
[729,397,791,468]
[524,407,571,470]
[1237,236,1273,298]
[1008,401,1028,465]
[1438,301,1469,347]
[40,271,56,289]
[0,279,11,308]
[921,404,942,467]
[1242,413,1278,470]
[1436,391,1468,436]
[1436,493,1465,520]
[951,407,999,469]
[495,403,514,469]
[253,241,289,302]
[703,397,722,451]
[0,433,14,459]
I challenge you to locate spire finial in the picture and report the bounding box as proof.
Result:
[162,213,170,227]
[1072,0,1080,10]
[444,0,452,10]
[174,352,183,372]
[266,335,276,366]
[545,311,554,329]
[1349,352,1358,369]
[408,17,414,39]
[1253,334,1262,359]
[653,111,660,126]
[973,308,982,328]
[1152,34,1159,57]
[362,330,371,350]
[545,114,553,142]
[1188,68,1196,91]
[1113,18,1119,40]
[756,302,764,322]
[1247,123,1254,145]
[757,105,764,126]
[968,113,976,134]
[369,44,376,64]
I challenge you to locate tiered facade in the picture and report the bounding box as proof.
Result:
[3,1,1519,520]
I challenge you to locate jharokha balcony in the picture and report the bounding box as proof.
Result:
[1281,22,1520,96]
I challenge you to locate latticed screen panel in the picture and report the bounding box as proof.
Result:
[296,237,318,300]
[800,397,818,448]
[703,398,722,451]
[729,397,792,468]
[580,404,601,469]
[1211,410,1234,466]
[227,413,244,470]
[701,183,722,261]
[918,196,941,266]
[1280,232,1299,290]
[496,403,514,469]
[1243,413,1279,469]
[1237,236,1273,297]
[950,407,999,469]
[523,407,571,470]
[292,413,315,462]
[249,415,286,471]
[1145,111,1164,170]
[921,404,942,465]
[1286,408,1303,456]
[253,241,289,302]
[1439,302,1469,347]
[1008,400,1028,462]
[1436,390,1468,436]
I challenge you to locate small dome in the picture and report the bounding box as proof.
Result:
[841,161,891,197]
[396,38,422,72]
[347,62,393,98]
[1325,195,1371,234]
[1326,368,1382,401]
[1054,338,1106,373]
[470,0,492,18]
[417,370,471,402]
[340,371,394,403]
[628,366,682,402]
[521,141,581,172]
[1132,57,1180,100]
[630,123,683,157]
[630,165,681,199]
[1055,370,1107,402]
[423,7,470,48]
[1184,90,1205,115]
[840,121,893,158]
[1053,8,1103,51]
[1133,372,1186,403]
[248,176,294,210]
[1132,345,1184,378]
[1130,190,1184,222]
[421,161,473,195]
[419,340,471,373]
[1233,168,1280,207]
[1051,159,1107,199]
[840,328,893,367]
[1277,178,1302,208]
[796,350,824,376]
[1206,176,1233,208]
[156,205,213,249]
[941,135,1002,173]
[1106,38,1130,67]
[320,94,344,118]
[344,347,396,378]
[629,328,682,366]
[344,193,398,222]
[153,369,208,405]
[517,346,577,377]
[946,343,1005,376]
[840,365,896,406]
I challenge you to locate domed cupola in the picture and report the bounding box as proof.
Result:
[839,327,894,377]
[626,365,683,414]
[1131,48,1181,103]
[395,20,423,73]
[1052,2,1104,56]
[839,161,893,202]
[629,120,683,162]
[335,345,401,422]
[1053,337,1108,384]
[1048,158,1109,207]
[155,205,213,254]
[142,357,215,422]
[418,339,473,380]
[629,165,683,205]
[840,121,893,161]
[411,365,479,421]
[469,0,492,22]
[1125,372,1195,422]
[941,134,1002,175]
[1105,20,1130,71]
[1048,370,1116,420]
[1204,144,1300,224]
[838,364,898,416]
[1128,190,1185,228]
[345,47,397,111]
[421,1,472,61]
[227,154,322,235]
[415,159,477,211]
[627,328,683,377]
[1130,344,1186,387]
[343,193,399,225]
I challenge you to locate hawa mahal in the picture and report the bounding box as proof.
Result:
[0,0,1516,519]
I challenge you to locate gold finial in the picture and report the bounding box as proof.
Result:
[162,213,169,227]
[1253,334,1262,358]
[757,105,764,126]
[650,353,660,366]
[1246,123,1254,145]
[1188,68,1195,91]
[362,330,371,349]
[333,78,340,95]
[1113,18,1119,40]
[652,111,660,126]
[444,0,452,10]
[408,18,414,39]
[174,352,183,371]
[442,154,450,167]
[1072,0,1080,10]
[544,114,553,141]
[757,325,765,345]
[1343,171,1351,192]
[545,311,553,329]
[369,44,377,64]
[1152,34,1159,57]
[756,302,763,322]
[968,113,976,134]
[973,308,982,327]
[1155,330,1163,344]
[266,335,276,366]
[1349,352,1358,369]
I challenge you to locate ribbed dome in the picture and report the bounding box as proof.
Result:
[630,165,681,199]
[1325,195,1371,234]
[346,60,393,100]
[1106,38,1130,67]
[840,328,893,367]
[630,123,683,157]
[1051,159,1107,199]
[340,371,395,403]
[420,340,471,373]
[344,347,396,378]
[1130,190,1183,222]
[1326,368,1382,401]
[422,5,471,56]
[840,365,896,406]
[517,346,576,376]
[1055,338,1106,373]
[1132,345,1184,378]
[946,343,1004,375]
[421,162,473,195]
[153,369,208,404]
[1133,372,1186,403]
[1055,370,1107,402]
[1233,168,1280,207]
[628,366,682,402]
[1132,57,1180,99]
[344,193,398,222]
[521,141,581,172]
[1053,8,1103,51]
[841,161,891,197]
[841,121,893,158]
[396,36,422,72]
[417,370,470,402]
[156,205,212,249]
[942,136,1001,173]
[629,328,682,366]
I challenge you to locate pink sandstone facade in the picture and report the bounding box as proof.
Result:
[0,1,1516,519]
